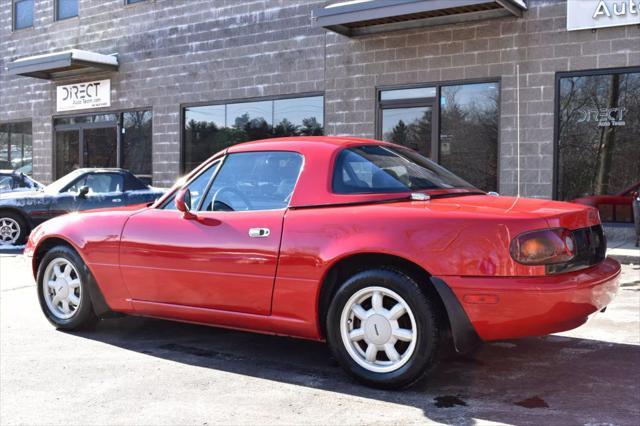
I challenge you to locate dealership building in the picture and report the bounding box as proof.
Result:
[1,0,638,219]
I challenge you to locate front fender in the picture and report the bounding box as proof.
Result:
[26,209,139,312]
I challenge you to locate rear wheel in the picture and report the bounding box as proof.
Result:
[37,245,97,330]
[0,212,27,246]
[326,268,442,389]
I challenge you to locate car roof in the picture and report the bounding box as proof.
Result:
[0,169,17,174]
[226,136,394,154]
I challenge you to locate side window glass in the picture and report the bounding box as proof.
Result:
[66,174,124,194]
[200,152,302,212]
[163,161,219,210]
[66,176,87,193]
[0,176,13,191]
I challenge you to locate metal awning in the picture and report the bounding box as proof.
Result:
[6,49,119,80]
[313,0,527,37]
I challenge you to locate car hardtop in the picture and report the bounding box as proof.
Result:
[154,136,482,210]
[53,168,149,193]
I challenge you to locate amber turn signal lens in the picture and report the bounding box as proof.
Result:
[510,228,576,265]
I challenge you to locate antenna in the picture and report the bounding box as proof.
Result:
[516,64,521,198]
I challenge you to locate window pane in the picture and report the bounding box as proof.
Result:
[381,107,432,157]
[273,96,324,136]
[0,122,32,173]
[227,100,273,141]
[201,152,303,211]
[183,96,324,172]
[126,0,146,4]
[15,0,34,29]
[55,130,79,178]
[54,114,117,126]
[67,174,123,194]
[439,82,499,192]
[83,127,118,169]
[380,87,436,101]
[164,161,219,210]
[184,105,226,173]
[122,111,152,180]
[56,0,78,20]
[558,71,640,222]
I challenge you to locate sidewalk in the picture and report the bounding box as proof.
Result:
[605,225,639,265]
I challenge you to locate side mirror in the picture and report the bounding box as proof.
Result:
[78,186,90,198]
[175,188,196,219]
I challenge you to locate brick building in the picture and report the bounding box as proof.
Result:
[1,0,639,220]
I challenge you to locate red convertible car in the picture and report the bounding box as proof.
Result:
[25,137,620,389]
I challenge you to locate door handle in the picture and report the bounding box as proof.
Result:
[112,199,122,203]
[248,228,270,237]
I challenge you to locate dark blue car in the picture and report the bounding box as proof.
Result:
[0,168,164,246]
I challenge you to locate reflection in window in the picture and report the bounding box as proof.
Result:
[0,122,32,174]
[122,111,152,184]
[558,71,640,222]
[14,0,33,30]
[440,83,499,192]
[56,0,77,20]
[381,107,432,157]
[183,95,324,172]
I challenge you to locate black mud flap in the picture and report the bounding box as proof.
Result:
[83,265,120,319]
[431,276,481,354]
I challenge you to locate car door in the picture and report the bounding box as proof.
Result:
[119,151,303,315]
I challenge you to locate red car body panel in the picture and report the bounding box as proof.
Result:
[25,137,621,343]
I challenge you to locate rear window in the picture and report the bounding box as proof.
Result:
[332,145,474,194]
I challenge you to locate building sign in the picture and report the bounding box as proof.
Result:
[56,79,111,112]
[567,0,639,31]
[577,107,626,127]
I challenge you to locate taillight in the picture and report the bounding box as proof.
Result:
[510,228,576,265]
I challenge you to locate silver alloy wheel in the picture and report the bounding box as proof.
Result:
[0,217,20,245]
[340,286,417,373]
[42,258,82,320]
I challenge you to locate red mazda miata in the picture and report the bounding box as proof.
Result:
[25,137,621,389]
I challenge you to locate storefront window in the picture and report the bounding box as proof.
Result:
[557,69,640,222]
[54,111,152,183]
[440,82,499,192]
[378,81,498,192]
[0,121,33,174]
[183,95,323,172]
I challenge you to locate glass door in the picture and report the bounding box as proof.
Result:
[83,127,118,169]
[381,106,433,158]
[378,87,437,160]
[55,130,80,177]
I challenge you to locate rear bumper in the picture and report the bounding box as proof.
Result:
[440,257,621,341]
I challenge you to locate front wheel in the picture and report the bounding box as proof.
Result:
[37,245,97,330]
[326,268,442,389]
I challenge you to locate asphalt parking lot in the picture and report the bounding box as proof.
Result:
[1,251,638,426]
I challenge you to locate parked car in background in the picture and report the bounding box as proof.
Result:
[0,170,43,194]
[25,137,620,389]
[572,181,640,223]
[0,168,164,246]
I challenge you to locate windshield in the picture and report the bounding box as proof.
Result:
[44,170,84,194]
[333,145,477,194]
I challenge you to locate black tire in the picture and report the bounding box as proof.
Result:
[326,268,442,389]
[0,211,28,246]
[37,245,98,330]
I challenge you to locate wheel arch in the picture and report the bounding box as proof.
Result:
[317,253,446,337]
[33,236,112,317]
[0,206,32,230]
[316,252,480,353]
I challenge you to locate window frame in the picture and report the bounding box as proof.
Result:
[54,0,78,22]
[376,77,501,165]
[52,108,152,181]
[12,0,34,31]
[553,66,640,201]
[180,92,324,174]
